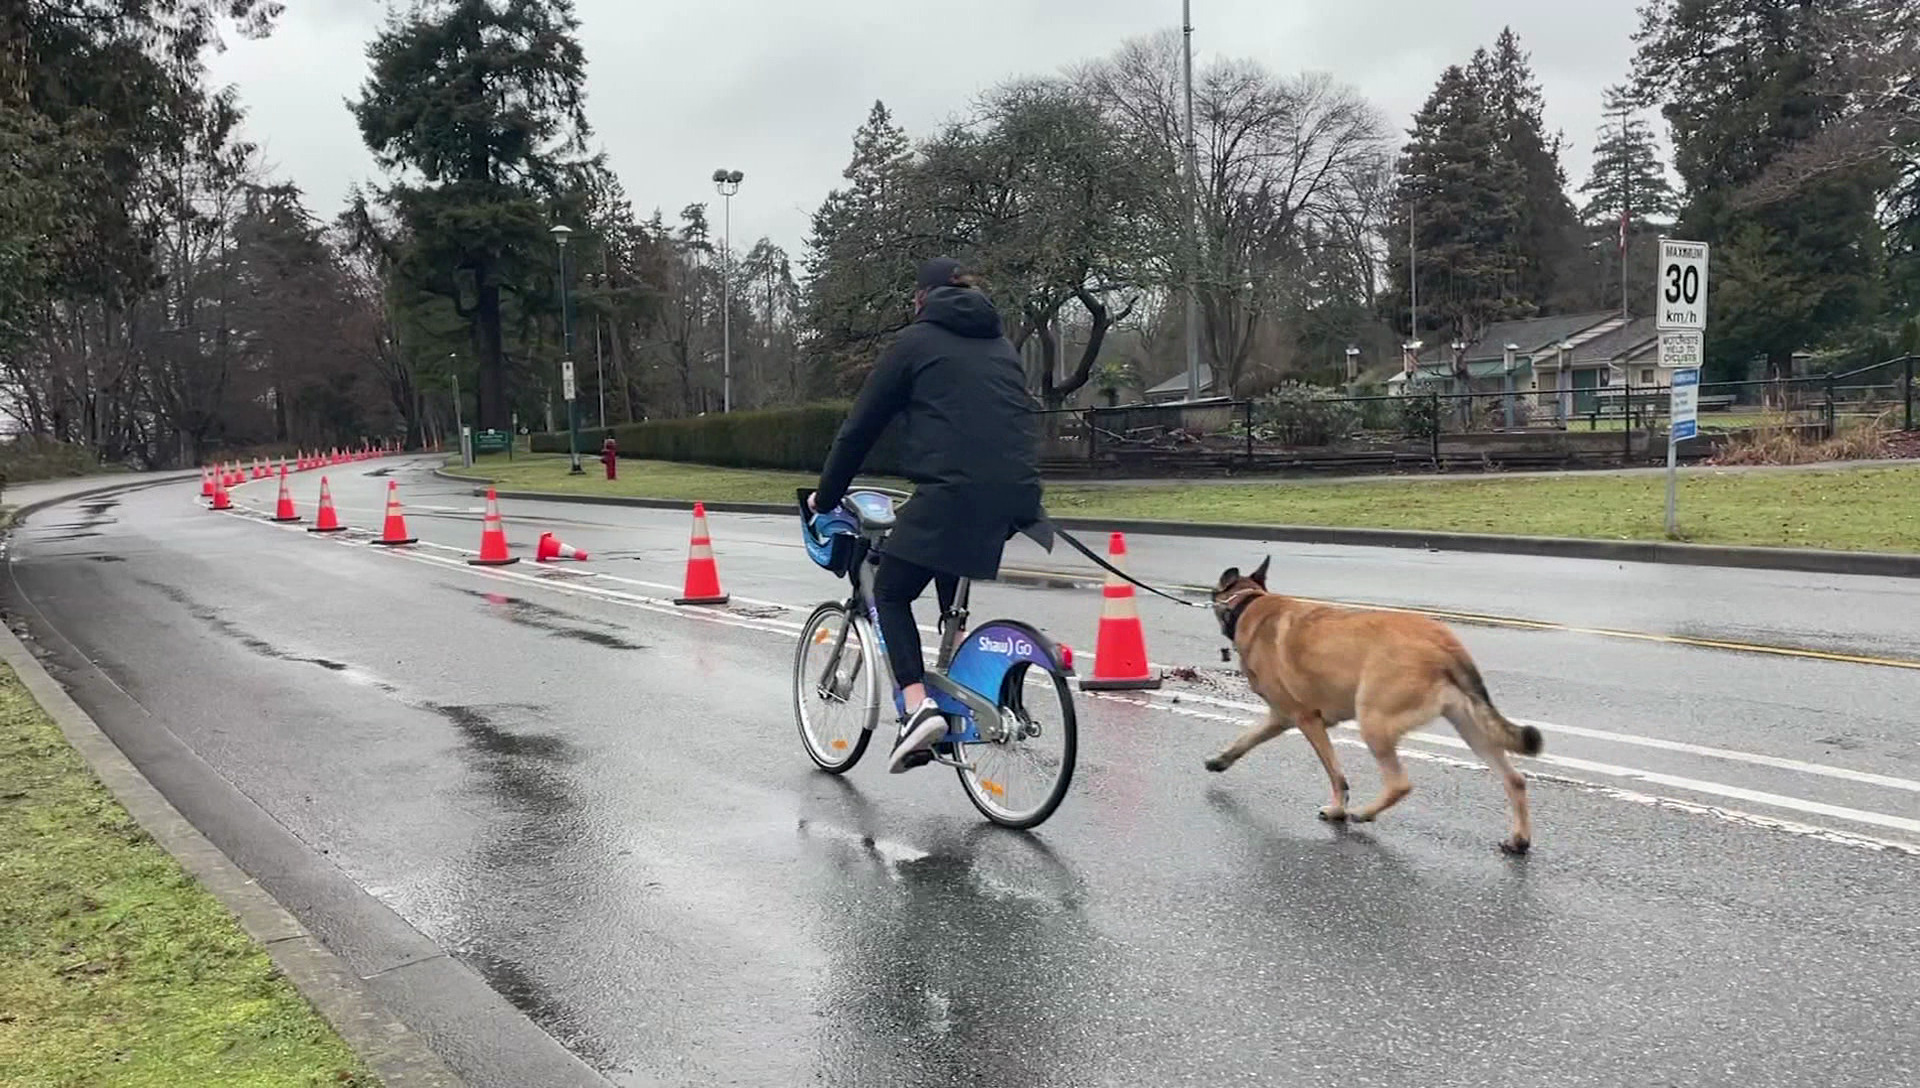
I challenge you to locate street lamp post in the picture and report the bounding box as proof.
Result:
[1182,0,1201,403]
[712,168,744,413]
[551,223,583,475]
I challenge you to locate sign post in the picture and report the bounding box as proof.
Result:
[561,358,582,476]
[1657,238,1710,537]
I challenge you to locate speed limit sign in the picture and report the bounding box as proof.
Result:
[1657,239,1709,332]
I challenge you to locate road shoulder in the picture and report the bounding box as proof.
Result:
[1,479,461,1087]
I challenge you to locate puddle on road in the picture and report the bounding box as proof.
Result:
[424,702,573,762]
[454,587,647,651]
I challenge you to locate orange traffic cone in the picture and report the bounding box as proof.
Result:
[467,488,518,566]
[674,502,729,605]
[308,477,346,533]
[1080,532,1162,691]
[370,480,417,546]
[536,531,588,562]
[270,466,301,522]
[210,475,232,511]
[200,466,214,497]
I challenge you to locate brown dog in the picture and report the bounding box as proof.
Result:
[1204,558,1543,854]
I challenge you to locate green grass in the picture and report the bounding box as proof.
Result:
[0,665,376,1087]
[454,452,910,504]
[446,454,1920,553]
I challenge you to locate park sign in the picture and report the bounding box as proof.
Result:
[1657,239,1710,332]
[1669,368,1700,442]
[561,358,577,402]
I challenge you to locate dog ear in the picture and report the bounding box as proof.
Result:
[1250,556,1270,588]
[1217,567,1240,590]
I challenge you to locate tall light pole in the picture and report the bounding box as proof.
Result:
[1181,1,1202,402]
[550,223,583,475]
[712,168,744,413]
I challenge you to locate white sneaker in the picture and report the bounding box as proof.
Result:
[888,700,948,774]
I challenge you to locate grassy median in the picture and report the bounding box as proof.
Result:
[0,664,375,1087]
[447,454,1920,553]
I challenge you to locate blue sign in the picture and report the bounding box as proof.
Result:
[1669,367,1700,443]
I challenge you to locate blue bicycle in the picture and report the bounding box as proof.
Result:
[794,486,1078,829]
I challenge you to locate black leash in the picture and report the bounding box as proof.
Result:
[1044,523,1209,610]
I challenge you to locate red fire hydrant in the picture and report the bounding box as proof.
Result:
[601,435,618,480]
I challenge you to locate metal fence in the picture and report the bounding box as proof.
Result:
[1037,355,1917,476]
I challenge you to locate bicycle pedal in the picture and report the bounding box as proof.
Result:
[900,748,937,770]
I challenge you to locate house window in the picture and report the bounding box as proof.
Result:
[1599,370,1611,386]
[1641,369,1654,385]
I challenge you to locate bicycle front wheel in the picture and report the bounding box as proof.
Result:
[793,603,881,773]
[955,663,1077,829]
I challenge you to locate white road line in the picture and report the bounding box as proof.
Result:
[211,498,1920,856]
[1132,687,1920,796]
[1094,691,1920,857]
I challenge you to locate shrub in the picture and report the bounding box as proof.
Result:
[1396,393,1442,441]
[1250,381,1362,447]
[531,403,905,474]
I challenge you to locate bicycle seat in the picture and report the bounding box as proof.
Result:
[844,490,897,532]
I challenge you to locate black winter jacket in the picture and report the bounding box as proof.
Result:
[815,286,1042,579]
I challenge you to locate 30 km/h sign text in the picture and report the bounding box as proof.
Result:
[1658,240,1710,332]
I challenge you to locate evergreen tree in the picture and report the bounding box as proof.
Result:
[1474,28,1584,310]
[1636,0,1887,380]
[802,101,916,391]
[1387,64,1527,341]
[351,0,592,431]
[1579,85,1678,229]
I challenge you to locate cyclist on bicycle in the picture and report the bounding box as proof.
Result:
[809,257,1042,773]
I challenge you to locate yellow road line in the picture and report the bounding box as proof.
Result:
[997,567,1920,672]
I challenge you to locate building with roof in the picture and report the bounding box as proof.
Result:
[1385,312,1670,415]
[1143,362,1220,404]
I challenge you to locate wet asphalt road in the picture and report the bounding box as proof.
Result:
[6,462,1918,1087]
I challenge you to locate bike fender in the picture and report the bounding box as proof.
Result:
[945,620,1073,709]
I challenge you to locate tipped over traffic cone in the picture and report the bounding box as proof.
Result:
[270,466,301,522]
[308,477,346,533]
[1080,532,1161,691]
[370,480,417,546]
[674,502,728,605]
[467,488,518,566]
[536,531,588,562]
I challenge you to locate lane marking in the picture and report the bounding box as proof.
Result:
[204,498,1920,856]
[1131,688,1920,796]
[1099,692,1920,857]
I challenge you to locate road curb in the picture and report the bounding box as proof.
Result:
[2,479,465,1087]
[433,469,1920,582]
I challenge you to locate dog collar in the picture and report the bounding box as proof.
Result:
[1218,590,1260,641]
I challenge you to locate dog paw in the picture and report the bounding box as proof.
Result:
[1316,806,1347,822]
[1204,757,1230,773]
[1499,836,1531,856]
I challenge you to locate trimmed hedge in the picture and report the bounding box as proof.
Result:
[531,403,904,474]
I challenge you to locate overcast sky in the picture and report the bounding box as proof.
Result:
[207,0,1650,257]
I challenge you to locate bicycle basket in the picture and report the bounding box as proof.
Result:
[805,507,860,577]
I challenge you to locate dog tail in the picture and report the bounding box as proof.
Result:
[1447,658,1542,756]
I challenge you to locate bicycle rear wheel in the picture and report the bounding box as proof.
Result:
[793,603,880,773]
[954,663,1077,829]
